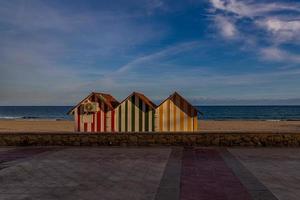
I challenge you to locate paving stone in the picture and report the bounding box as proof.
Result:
[1,147,299,200]
[180,148,252,200]
[219,148,278,200]
[0,147,57,171]
[229,148,300,200]
[0,147,171,200]
[155,147,182,200]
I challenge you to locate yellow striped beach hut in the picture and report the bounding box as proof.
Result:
[114,92,156,132]
[156,92,199,132]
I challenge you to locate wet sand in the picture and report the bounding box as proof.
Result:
[0,119,300,133]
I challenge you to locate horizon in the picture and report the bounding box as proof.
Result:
[1,0,300,106]
[1,105,300,106]
[2,99,300,107]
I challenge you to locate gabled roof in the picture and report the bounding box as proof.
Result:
[158,91,201,114]
[98,93,119,109]
[67,92,119,115]
[117,92,157,109]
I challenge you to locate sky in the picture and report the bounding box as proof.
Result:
[1,0,300,105]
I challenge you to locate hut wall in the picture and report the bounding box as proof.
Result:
[75,100,115,132]
[114,95,155,132]
[156,95,198,132]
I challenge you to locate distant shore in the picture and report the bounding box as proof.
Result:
[0,119,300,133]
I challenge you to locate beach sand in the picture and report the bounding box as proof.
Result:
[0,120,74,132]
[0,119,300,133]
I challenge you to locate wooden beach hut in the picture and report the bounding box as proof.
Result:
[156,92,199,132]
[114,92,156,132]
[68,92,119,132]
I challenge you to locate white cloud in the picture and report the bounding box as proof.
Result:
[210,0,251,17]
[210,0,226,10]
[257,18,300,43]
[209,0,300,42]
[83,40,300,101]
[214,15,237,38]
[209,0,300,62]
[260,47,300,63]
[209,0,300,18]
[116,41,199,73]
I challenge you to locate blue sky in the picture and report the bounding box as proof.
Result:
[1,0,300,105]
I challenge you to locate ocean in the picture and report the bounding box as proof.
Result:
[0,106,300,121]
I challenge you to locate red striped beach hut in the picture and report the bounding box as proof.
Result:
[68,92,119,132]
[156,92,199,132]
[114,92,156,132]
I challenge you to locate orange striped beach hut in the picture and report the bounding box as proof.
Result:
[68,92,119,132]
[156,92,199,132]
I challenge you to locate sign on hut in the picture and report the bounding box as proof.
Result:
[68,92,119,132]
[156,92,199,132]
[114,92,156,132]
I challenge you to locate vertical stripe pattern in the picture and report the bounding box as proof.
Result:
[156,94,198,132]
[73,92,198,132]
[75,99,116,132]
[115,94,155,132]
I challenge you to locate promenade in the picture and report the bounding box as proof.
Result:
[0,147,299,200]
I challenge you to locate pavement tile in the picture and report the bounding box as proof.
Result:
[220,149,278,200]
[180,148,252,200]
[0,147,171,200]
[228,148,300,200]
[155,148,182,200]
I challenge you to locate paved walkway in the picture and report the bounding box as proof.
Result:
[0,147,170,200]
[229,148,300,200]
[180,148,251,200]
[0,147,299,200]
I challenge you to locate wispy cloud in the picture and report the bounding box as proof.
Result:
[116,41,199,73]
[209,0,300,64]
[0,0,168,105]
[260,47,300,63]
[209,0,300,18]
[256,18,300,43]
[1,0,300,105]
[214,15,237,38]
[209,0,300,43]
[81,41,202,99]
[86,39,300,101]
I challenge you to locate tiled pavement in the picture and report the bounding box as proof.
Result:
[180,148,252,200]
[229,148,300,200]
[0,148,171,200]
[0,147,58,170]
[0,147,299,200]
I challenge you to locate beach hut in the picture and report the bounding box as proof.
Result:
[114,92,156,132]
[156,92,199,132]
[68,92,119,132]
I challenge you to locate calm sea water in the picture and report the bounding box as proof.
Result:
[0,106,300,120]
[0,106,73,120]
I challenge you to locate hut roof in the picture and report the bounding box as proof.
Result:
[67,92,119,115]
[158,92,201,114]
[118,92,157,109]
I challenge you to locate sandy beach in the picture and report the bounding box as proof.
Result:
[0,119,299,133]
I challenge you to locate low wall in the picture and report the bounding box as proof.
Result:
[0,132,300,147]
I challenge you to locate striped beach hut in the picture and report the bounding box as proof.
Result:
[114,92,156,132]
[68,92,119,132]
[156,92,199,132]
